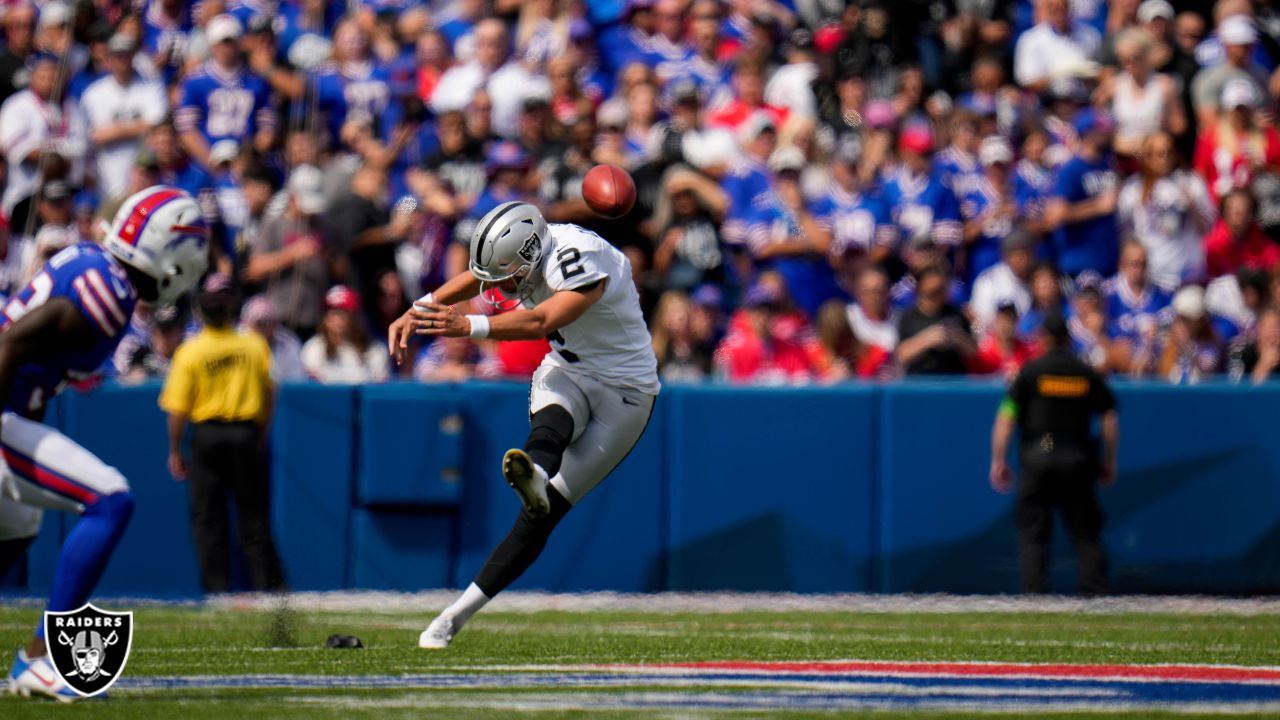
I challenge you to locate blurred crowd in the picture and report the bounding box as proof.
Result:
[5,0,1280,385]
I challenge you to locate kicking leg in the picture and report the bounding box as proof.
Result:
[420,488,573,649]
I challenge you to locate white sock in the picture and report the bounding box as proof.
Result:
[441,582,490,628]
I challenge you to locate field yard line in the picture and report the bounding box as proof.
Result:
[193,592,1280,616]
[10,591,1280,615]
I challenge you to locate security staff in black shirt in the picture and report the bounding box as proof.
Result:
[989,311,1118,596]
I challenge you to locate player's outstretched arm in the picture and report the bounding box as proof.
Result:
[0,298,96,410]
[411,281,606,341]
[387,272,484,365]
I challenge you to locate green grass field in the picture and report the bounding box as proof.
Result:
[1,594,1279,719]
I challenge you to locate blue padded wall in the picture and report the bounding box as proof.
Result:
[349,509,453,591]
[358,385,464,505]
[271,384,356,591]
[665,386,877,592]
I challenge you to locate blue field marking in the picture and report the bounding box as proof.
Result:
[113,668,1280,712]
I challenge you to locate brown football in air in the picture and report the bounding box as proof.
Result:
[582,164,636,219]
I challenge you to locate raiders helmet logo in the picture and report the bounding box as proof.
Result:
[43,604,134,697]
[517,234,541,263]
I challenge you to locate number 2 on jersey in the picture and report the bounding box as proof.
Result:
[557,247,584,279]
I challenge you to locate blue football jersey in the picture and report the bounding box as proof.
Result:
[881,167,963,248]
[175,63,276,145]
[0,243,137,417]
[314,62,392,141]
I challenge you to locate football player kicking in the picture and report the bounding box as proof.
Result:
[388,201,659,649]
[1,187,208,701]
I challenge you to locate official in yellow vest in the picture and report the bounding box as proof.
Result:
[159,274,283,593]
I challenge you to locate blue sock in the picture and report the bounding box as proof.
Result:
[36,492,134,639]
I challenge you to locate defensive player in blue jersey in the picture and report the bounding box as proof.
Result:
[2,186,208,702]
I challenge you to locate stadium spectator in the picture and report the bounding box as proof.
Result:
[653,168,729,292]
[882,124,963,251]
[1203,189,1280,278]
[1158,284,1226,383]
[961,136,1021,287]
[0,5,36,104]
[116,304,187,383]
[1047,108,1121,278]
[1013,0,1101,93]
[970,228,1037,334]
[1193,78,1280,202]
[845,265,898,355]
[895,263,977,375]
[973,302,1035,376]
[300,285,390,384]
[82,34,168,203]
[651,290,713,383]
[1190,14,1270,127]
[1104,242,1171,376]
[430,18,545,139]
[817,298,892,380]
[243,164,331,339]
[1240,306,1280,383]
[240,295,307,383]
[175,15,276,169]
[714,277,829,384]
[0,52,87,226]
[706,57,789,132]
[1102,29,1187,159]
[1117,132,1215,292]
[414,336,494,382]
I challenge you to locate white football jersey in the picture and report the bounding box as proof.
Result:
[521,224,659,394]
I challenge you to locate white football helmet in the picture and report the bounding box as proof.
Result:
[468,201,547,306]
[103,186,210,305]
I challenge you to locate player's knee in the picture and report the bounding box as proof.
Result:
[528,406,575,448]
[86,491,134,526]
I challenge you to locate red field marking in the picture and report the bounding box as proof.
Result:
[627,660,1280,684]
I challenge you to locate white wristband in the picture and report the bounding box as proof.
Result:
[416,292,435,306]
[467,314,490,339]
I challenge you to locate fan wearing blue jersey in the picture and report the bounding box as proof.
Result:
[1046,109,1121,278]
[881,125,964,251]
[2,186,208,703]
[311,19,392,143]
[174,15,277,169]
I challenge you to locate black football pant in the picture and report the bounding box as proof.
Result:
[1016,448,1107,596]
[188,421,285,593]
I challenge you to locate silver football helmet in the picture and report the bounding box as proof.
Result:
[468,201,548,307]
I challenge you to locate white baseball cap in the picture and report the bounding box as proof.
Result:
[1137,0,1174,23]
[979,136,1014,166]
[1219,15,1258,46]
[209,139,240,167]
[1221,77,1261,109]
[38,1,72,30]
[1173,285,1206,320]
[767,145,806,173]
[207,14,244,45]
[288,164,327,215]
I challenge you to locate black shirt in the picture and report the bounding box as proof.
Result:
[1005,347,1117,452]
[897,303,972,375]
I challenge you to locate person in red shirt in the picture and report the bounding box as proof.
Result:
[714,281,828,383]
[1193,78,1280,203]
[972,302,1036,376]
[1203,188,1280,278]
[705,56,789,133]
